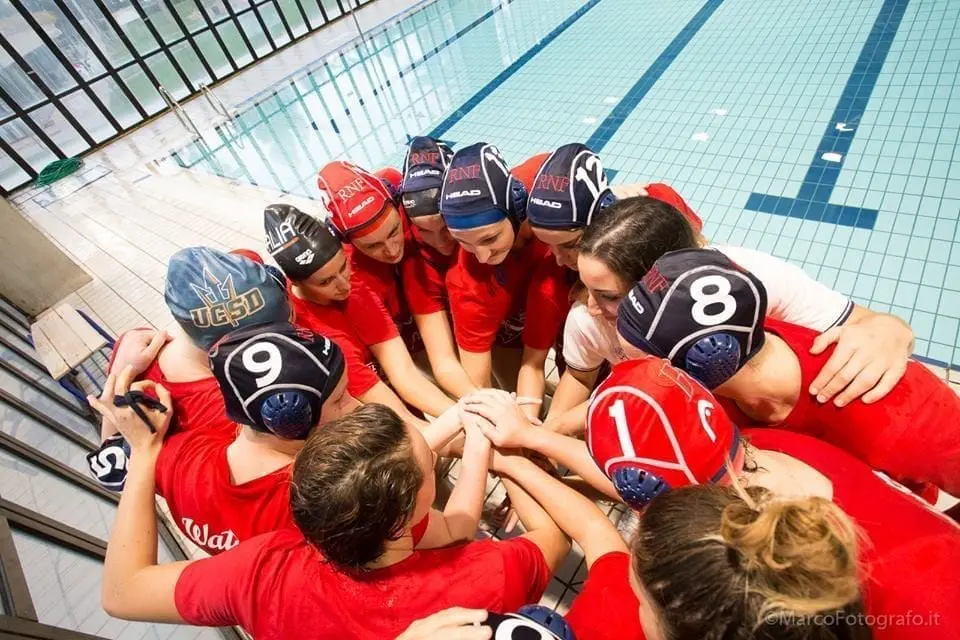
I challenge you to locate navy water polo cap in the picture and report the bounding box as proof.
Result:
[264,204,342,282]
[439,142,527,230]
[617,248,768,389]
[401,136,453,218]
[528,143,616,229]
[165,246,290,350]
[210,321,346,440]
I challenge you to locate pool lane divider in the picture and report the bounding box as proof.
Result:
[429,0,607,138]
[585,0,726,151]
[744,0,911,230]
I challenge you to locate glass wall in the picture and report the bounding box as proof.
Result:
[0,0,374,196]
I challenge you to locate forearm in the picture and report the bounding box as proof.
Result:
[416,313,478,398]
[516,366,545,421]
[522,429,618,500]
[441,434,491,541]
[545,371,593,421]
[360,382,429,430]
[544,402,588,437]
[103,446,186,621]
[421,404,464,451]
[848,305,914,346]
[432,359,480,399]
[460,349,493,389]
[500,474,556,534]
[499,456,626,565]
[391,366,455,417]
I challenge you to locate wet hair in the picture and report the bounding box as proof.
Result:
[290,403,423,571]
[632,484,870,640]
[579,196,698,285]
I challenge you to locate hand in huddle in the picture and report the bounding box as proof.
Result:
[396,608,491,640]
[809,312,913,407]
[460,389,536,449]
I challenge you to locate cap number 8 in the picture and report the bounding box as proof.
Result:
[242,342,283,388]
[690,275,736,326]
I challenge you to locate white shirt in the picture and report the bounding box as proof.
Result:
[562,244,854,371]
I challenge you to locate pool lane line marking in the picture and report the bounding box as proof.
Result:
[429,0,607,138]
[744,0,911,230]
[585,0,727,151]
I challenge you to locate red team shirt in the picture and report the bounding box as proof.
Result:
[345,167,457,350]
[747,429,960,639]
[288,278,398,397]
[402,224,459,316]
[173,530,551,639]
[565,551,644,640]
[155,428,294,555]
[565,430,960,640]
[720,318,960,494]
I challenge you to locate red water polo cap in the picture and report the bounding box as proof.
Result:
[317,161,396,239]
[586,357,741,492]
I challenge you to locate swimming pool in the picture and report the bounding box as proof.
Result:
[172,0,960,369]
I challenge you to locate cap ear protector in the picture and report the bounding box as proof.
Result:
[610,432,740,509]
[612,467,670,510]
[483,606,575,640]
[508,177,528,227]
[260,390,314,439]
[210,322,346,440]
[595,190,617,218]
[684,333,742,390]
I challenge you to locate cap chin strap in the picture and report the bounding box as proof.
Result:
[683,333,742,389]
[259,390,314,439]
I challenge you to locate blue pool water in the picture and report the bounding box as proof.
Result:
[172,0,960,368]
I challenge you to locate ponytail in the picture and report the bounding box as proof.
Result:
[632,484,870,640]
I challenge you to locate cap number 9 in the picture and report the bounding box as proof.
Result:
[689,275,736,326]
[242,342,283,388]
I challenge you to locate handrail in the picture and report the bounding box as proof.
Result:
[199,82,232,119]
[158,85,202,138]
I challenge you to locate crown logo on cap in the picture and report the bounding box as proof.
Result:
[189,267,266,329]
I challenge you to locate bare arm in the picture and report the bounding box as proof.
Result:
[462,391,618,501]
[545,368,596,420]
[515,346,548,421]
[415,311,478,399]
[499,475,570,574]
[496,455,626,567]
[543,401,589,437]
[459,348,493,389]
[91,369,188,623]
[417,422,491,548]
[371,337,455,417]
[359,380,429,431]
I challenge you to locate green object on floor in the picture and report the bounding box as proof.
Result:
[35,158,82,186]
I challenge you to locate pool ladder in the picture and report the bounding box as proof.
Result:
[158,85,201,138]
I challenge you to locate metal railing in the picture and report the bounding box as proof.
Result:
[159,85,202,139]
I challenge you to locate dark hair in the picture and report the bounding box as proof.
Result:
[290,403,423,571]
[579,196,698,285]
[632,484,870,640]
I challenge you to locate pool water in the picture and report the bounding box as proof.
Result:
[172,0,960,368]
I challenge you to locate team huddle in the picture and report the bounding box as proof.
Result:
[86,137,960,640]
